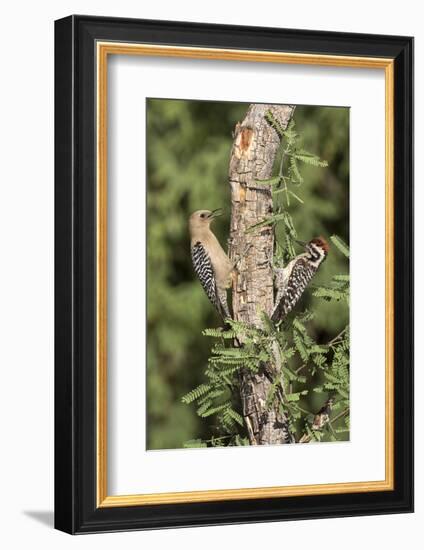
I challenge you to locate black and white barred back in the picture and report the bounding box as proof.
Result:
[271,257,318,321]
[271,238,329,322]
[191,241,230,319]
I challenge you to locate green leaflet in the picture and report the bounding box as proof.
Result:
[289,156,304,184]
[181,384,211,404]
[203,327,236,339]
[293,318,308,334]
[287,189,304,204]
[293,331,309,362]
[224,407,244,427]
[324,371,343,384]
[245,212,287,233]
[286,390,308,402]
[282,366,297,382]
[200,403,229,418]
[294,150,328,167]
[310,345,328,354]
[333,274,350,282]
[336,388,349,399]
[197,389,225,405]
[196,400,212,416]
[331,234,350,258]
[254,176,282,186]
[313,286,348,302]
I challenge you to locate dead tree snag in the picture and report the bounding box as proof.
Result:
[228,104,295,445]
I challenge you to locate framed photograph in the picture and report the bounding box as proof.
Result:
[55,15,413,534]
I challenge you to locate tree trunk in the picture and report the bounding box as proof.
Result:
[228,104,295,445]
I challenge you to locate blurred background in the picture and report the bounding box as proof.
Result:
[146,98,349,449]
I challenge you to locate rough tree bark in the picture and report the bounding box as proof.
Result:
[228,104,295,445]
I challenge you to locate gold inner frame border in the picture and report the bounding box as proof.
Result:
[96,42,395,508]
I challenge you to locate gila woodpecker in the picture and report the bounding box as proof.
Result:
[189,209,232,320]
[271,237,329,322]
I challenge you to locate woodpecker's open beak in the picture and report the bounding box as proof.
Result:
[209,208,223,219]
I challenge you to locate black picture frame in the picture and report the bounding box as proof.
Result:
[55,15,413,534]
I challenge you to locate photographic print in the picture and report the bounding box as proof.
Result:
[146,99,349,450]
[55,18,413,532]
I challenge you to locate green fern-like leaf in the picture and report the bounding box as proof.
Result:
[265,110,285,136]
[181,384,211,404]
[293,331,309,361]
[286,390,308,402]
[245,212,287,233]
[203,327,236,339]
[330,234,350,258]
[255,176,282,186]
[332,274,350,282]
[197,389,225,405]
[282,119,297,143]
[200,403,229,418]
[294,150,328,167]
[287,189,304,204]
[224,407,244,427]
[289,156,303,184]
[313,286,348,302]
[285,234,296,260]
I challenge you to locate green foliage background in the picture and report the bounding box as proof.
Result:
[146,99,349,449]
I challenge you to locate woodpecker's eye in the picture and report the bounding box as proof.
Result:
[200,213,206,219]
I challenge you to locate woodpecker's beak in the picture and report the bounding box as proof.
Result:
[209,208,223,219]
[293,238,307,247]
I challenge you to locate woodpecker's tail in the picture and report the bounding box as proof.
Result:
[270,304,280,323]
[217,288,231,321]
